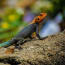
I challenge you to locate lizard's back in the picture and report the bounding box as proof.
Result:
[14,23,37,38]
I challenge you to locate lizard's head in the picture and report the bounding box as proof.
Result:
[32,13,47,24]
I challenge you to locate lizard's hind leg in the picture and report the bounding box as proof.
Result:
[15,38,32,49]
[15,38,31,49]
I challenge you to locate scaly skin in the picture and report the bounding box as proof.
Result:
[0,13,47,48]
[0,41,10,47]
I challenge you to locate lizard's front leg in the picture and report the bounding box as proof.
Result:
[36,24,42,40]
[36,24,47,40]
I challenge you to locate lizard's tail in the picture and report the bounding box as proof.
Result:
[0,41,11,48]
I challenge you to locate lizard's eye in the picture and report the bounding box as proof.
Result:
[35,17,39,20]
[37,18,39,20]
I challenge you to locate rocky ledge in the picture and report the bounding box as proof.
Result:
[0,30,65,65]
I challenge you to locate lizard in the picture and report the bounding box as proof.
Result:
[0,13,47,48]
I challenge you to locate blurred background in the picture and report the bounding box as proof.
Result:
[0,0,65,42]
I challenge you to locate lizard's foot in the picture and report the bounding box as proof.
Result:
[39,36,48,40]
[15,45,22,50]
[17,39,26,45]
[15,39,25,50]
[15,43,22,50]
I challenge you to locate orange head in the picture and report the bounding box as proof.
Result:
[32,13,47,24]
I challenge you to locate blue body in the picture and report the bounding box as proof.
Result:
[0,23,38,47]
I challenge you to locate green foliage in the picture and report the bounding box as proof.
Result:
[0,8,26,42]
[51,0,65,17]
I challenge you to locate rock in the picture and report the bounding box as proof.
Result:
[0,30,65,65]
[0,63,10,65]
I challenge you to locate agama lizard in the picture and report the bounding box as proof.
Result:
[0,13,47,48]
